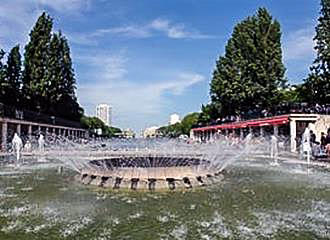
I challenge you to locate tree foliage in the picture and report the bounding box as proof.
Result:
[3,45,22,106]
[81,116,122,137]
[210,8,286,119]
[19,12,83,121]
[0,48,6,101]
[198,103,220,125]
[304,0,330,104]
[0,45,22,107]
[46,32,82,120]
[158,112,200,137]
[22,12,53,112]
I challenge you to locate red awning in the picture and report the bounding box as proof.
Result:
[193,115,289,132]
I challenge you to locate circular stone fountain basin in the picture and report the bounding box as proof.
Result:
[77,156,225,191]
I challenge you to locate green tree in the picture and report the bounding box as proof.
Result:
[210,8,286,119]
[45,33,62,115]
[22,12,53,112]
[277,84,306,104]
[2,45,22,107]
[46,32,82,120]
[80,116,121,137]
[0,48,6,102]
[180,112,200,135]
[157,112,200,137]
[198,103,220,125]
[55,33,82,121]
[304,0,330,104]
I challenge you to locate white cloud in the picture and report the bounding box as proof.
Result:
[36,0,91,12]
[0,0,90,50]
[66,32,98,46]
[150,18,212,39]
[93,26,152,38]
[76,52,205,130]
[283,27,316,61]
[76,18,214,43]
[0,1,42,50]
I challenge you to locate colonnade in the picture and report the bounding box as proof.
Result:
[191,114,323,153]
[0,117,88,151]
[192,125,280,143]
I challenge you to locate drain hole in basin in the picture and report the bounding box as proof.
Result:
[166,178,176,190]
[100,176,109,187]
[81,174,88,180]
[196,176,204,184]
[148,179,156,191]
[182,177,192,188]
[113,177,122,189]
[131,178,139,190]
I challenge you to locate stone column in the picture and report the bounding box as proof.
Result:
[290,120,297,152]
[1,122,8,151]
[16,124,21,135]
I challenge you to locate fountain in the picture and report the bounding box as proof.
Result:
[8,133,259,191]
[1,133,330,239]
[301,126,311,165]
[77,154,225,191]
[11,133,23,167]
[38,134,45,152]
[270,135,279,166]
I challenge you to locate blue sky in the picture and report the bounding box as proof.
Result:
[0,0,319,133]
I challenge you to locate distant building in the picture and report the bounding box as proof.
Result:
[123,128,135,139]
[169,113,180,125]
[143,126,160,138]
[96,104,111,126]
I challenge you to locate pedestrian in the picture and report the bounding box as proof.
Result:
[320,132,326,149]
[325,128,330,157]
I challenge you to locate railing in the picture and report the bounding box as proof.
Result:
[0,103,84,129]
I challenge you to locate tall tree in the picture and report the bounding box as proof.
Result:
[45,32,62,114]
[2,45,22,107]
[54,33,83,120]
[210,8,286,119]
[22,12,53,112]
[304,0,330,104]
[0,48,6,103]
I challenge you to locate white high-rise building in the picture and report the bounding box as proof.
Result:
[169,113,180,125]
[96,104,112,126]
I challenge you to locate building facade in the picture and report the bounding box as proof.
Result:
[143,126,159,138]
[96,104,111,126]
[169,114,180,125]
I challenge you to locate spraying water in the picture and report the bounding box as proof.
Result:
[11,133,23,167]
[270,135,279,166]
[38,134,45,152]
[301,126,311,165]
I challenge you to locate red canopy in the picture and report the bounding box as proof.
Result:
[193,115,289,132]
